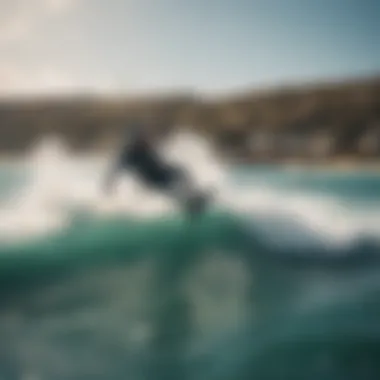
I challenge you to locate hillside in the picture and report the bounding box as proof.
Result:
[0,75,379,162]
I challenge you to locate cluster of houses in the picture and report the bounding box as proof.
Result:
[220,123,380,163]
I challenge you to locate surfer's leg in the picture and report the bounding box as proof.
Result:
[163,167,194,201]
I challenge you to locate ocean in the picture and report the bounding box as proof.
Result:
[0,132,379,380]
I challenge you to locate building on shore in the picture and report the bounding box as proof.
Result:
[248,129,276,160]
[307,130,336,161]
[357,124,380,157]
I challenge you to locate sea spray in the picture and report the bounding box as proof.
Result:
[1,131,380,247]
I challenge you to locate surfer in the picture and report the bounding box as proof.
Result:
[104,124,210,217]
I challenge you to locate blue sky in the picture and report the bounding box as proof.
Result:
[0,0,379,96]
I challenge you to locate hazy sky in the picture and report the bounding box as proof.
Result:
[0,0,379,96]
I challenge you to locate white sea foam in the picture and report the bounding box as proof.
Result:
[0,130,379,247]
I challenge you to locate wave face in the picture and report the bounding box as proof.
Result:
[0,133,380,379]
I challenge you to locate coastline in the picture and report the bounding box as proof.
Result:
[228,157,380,172]
[1,153,380,172]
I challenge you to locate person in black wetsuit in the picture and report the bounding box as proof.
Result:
[104,124,208,215]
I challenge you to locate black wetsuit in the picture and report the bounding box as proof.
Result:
[105,131,209,216]
[106,137,186,192]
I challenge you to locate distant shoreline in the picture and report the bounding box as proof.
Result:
[1,153,380,172]
[284,162,380,172]
[224,156,380,172]
[0,75,379,165]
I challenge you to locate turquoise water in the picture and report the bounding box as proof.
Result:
[232,166,380,204]
[0,163,380,380]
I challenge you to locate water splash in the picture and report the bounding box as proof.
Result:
[0,131,379,246]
